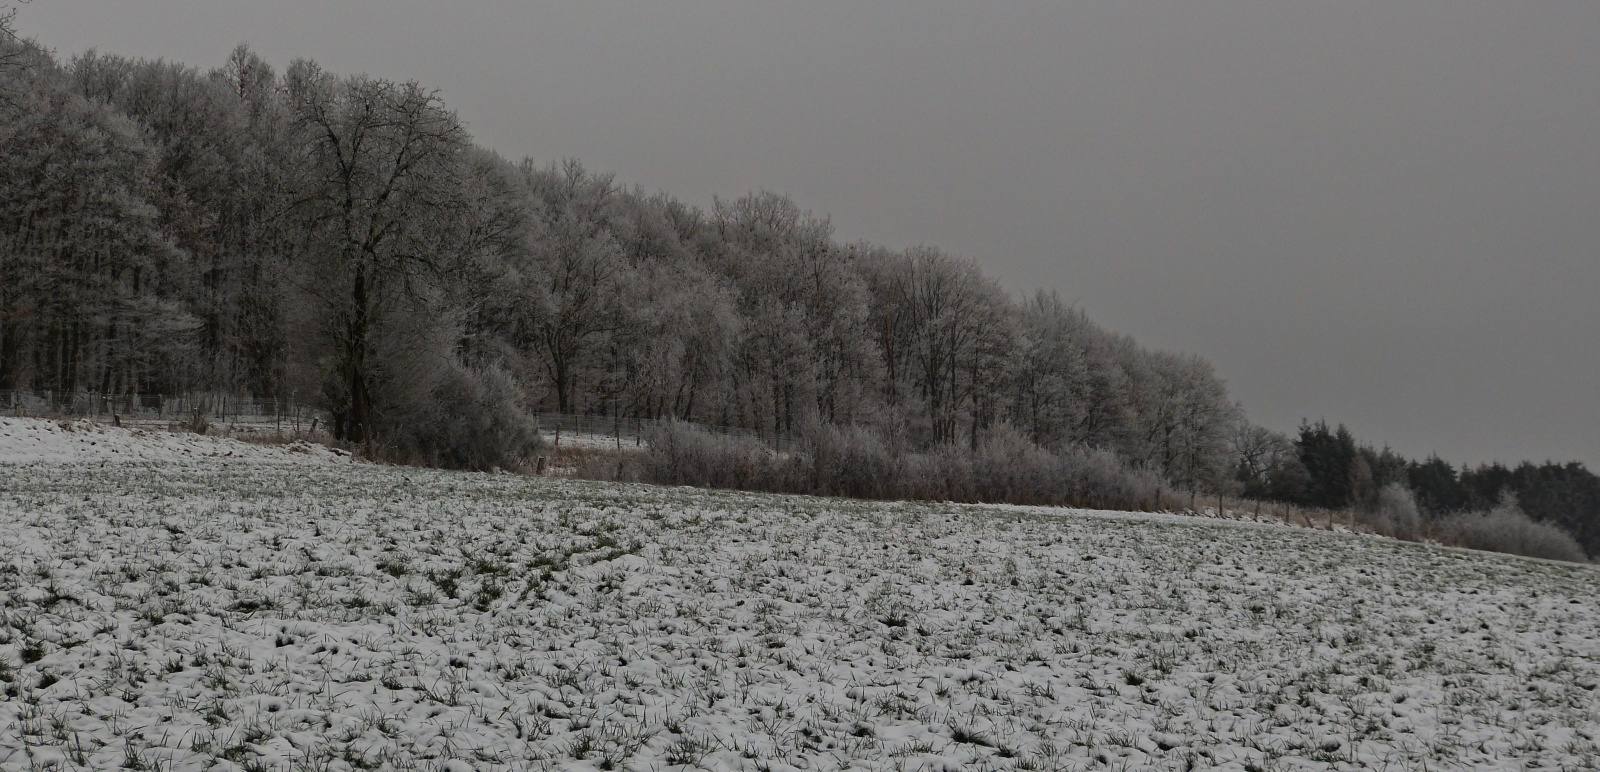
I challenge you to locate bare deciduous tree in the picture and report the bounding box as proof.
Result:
[513,159,629,414]
[1,31,1279,490]
[284,61,470,443]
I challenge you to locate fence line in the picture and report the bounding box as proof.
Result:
[0,390,325,433]
[532,411,799,454]
[3,391,1348,529]
[0,391,795,452]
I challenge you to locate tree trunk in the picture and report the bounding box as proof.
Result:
[344,268,372,444]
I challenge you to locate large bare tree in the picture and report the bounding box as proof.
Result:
[511,159,629,414]
[284,60,470,443]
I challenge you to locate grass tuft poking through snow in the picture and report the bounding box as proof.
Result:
[1,418,1597,770]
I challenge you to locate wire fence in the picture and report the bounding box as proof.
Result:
[0,391,796,452]
[532,412,799,454]
[0,390,326,434]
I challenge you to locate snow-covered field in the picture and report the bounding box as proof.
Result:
[1,419,1597,771]
[0,419,351,465]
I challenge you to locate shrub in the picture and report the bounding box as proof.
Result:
[376,360,542,471]
[642,422,799,492]
[886,444,967,503]
[970,427,1061,505]
[1055,443,1171,512]
[636,420,1173,513]
[1437,495,1588,563]
[803,422,900,499]
[1370,484,1422,540]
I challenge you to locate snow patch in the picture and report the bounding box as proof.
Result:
[0,417,352,465]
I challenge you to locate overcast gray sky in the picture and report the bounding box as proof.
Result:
[16,1,1600,468]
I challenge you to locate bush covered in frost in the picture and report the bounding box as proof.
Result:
[642,422,799,492]
[1437,494,1588,563]
[803,422,900,499]
[1368,483,1423,540]
[638,421,1172,511]
[374,359,542,471]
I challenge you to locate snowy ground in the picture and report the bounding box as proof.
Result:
[542,432,644,453]
[1,419,1597,771]
[0,418,351,465]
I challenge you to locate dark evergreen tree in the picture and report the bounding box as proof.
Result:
[1406,455,1468,515]
[1461,462,1600,559]
[1295,420,1358,509]
[1461,463,1516,512]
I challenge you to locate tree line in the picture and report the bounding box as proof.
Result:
[0,37,1237,485]
[1232,419,1597,559]
[0,32,1591,559]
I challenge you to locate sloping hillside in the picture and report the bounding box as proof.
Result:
[1,422,1596,770]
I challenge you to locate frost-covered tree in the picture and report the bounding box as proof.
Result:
[710,191,880,436]
[1231,423,1306,500]
[283,61,471,443]
[0,48,190,397]
[513,159,630,414]
[2,28,1289,488]
[863,246,1009,447]
[69,49,292,396]
[1125,350,1240,491]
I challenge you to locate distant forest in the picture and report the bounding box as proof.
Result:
[0,27,1594,557]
